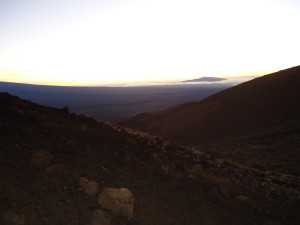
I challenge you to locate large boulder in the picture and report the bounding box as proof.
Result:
[99,188,134,221]
[31,150,53,168]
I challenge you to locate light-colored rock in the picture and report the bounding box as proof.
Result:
[46,163,65,175]
[91,210,111,225]
[99,187,134,220]
[31,150,53,168]
[235,195,257,208]
[79,177,99,197]
[1,211,24,225]
[235,195,249,202]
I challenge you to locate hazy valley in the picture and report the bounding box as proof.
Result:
[0,82,234,121]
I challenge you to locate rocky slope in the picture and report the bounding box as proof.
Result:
[1,92,300,225]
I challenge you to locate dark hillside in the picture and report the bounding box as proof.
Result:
[122,66,300,145]
[1,93,300,225]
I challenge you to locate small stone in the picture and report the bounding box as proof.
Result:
[207,186,230,200]
[215,158,225,167]
[79,177,90,187]
[31,150,53,168]
[201,172,235,194]
[263,221,281,225]
[188,164,203,179]
[208,187,222,200]
[235,195,257,208]
[79,177,99,197]
[218,187,231,198]
[1,211,24,225]
[91,210,111,225]
[124,156,132,163]
[99,188,134,220]
[46,163,65,175]
[126,138,138,146]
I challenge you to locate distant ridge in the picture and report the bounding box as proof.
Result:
[121,66,300,145]
[182,77,226,82]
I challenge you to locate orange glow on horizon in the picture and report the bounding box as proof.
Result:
[0,67,283,86]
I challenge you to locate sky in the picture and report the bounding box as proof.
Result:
[0,0,299,86]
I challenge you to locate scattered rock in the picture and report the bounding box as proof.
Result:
[99,188,134,220]
[208,186,231,200]
[234,195,257,208]
[188,164,203,179]
[201,172,236,194]
[126,138,138,146]
[124,156,132,163]
[128,219,140,225]
[46,163,65,175]
[208,186,222,200]
[79,177,99,197]
[80,123,87,131]
[1,212,24,225]
[91,210,111,225]
[218,187,231,198]
[215,158,225,167]
[152,152,169,164]
[31,150,53,168]
[263,221,281,225]
[79,177,90,186]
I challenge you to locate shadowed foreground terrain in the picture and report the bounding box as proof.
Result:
[121,66,300,175]
[1,93,299,225]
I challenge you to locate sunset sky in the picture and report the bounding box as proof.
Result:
[0,0,299,85]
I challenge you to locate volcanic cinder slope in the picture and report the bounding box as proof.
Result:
[121,66,300,146]
[1,92,300,225]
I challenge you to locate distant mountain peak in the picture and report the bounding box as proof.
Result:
[182,77,227,82]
